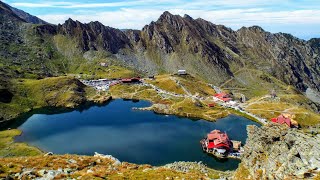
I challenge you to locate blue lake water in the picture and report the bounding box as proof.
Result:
[15,99,260,170]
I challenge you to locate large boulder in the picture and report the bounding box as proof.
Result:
[234,123,320,179]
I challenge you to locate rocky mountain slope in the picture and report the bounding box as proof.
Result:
[57,18,130,53]
[234,123,320,179]
[1,1,319,97]
[0,2,320,108]
[7,4,48,24]
[126,12,319,95]
[0,3,320,179]
[0,153,231,179]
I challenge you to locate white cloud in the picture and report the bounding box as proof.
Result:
[11,0,179,8]
[10,0,320,38]
[179,0,290,9]
[11,2,74,8]
[38,8,320,29]
[10,0,299,10]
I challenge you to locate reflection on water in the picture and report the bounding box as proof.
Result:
[14,99,260,170]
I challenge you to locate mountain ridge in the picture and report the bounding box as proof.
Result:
[0,2,319,107]
[0,1,47,24]
[0,4,320,179]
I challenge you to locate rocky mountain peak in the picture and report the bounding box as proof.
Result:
[0,1,47,24]
[0,1,26,22]
[0,1,12,12]
[57,18,130,53]
[308,38,320,53]
[8,5,48,24]
[248,25,265,32]
[237,25,266,35]
[183,14,193,20]
[158,11,175,21]
[156,11,186,30]
[65,18,75,23]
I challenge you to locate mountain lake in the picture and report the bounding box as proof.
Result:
[12,99,260,170]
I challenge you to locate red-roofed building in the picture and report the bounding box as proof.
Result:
[120,77,141,83]
[204,130,232,154]
[214,93,228,98]
[271,115,295,127]
[221,98,232,102]
[214,93,232,102]
[109,81,120,87]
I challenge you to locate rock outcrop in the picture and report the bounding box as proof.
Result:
[0,155,229,179]
[130,12,320,94]
[234,123,320,179]
[1,2,320,97]
[8,4,48,24]
[57,19,130,53]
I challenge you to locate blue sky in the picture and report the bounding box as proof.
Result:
[3,0,320,40]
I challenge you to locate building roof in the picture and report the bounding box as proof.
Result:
[214,93,231,101]
[271,115,292,127]
[208,103,215,107]
[221,98,232,102]
[207,130,229,142]
[206,130,232,150]
[207,142,215,149]
[214,93,227,98]
[121,77,140,83]
[121,78,132,82]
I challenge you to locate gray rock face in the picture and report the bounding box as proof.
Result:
[8,4,48,25]
[1,2,320,99]
[118,12,320,95]
[94,152,121,166]
[164,161,208,174]
[239,123,320,179]
[57,19,130,53]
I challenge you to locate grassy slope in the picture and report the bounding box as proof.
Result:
[145,74,186,95]
[218,68,320,127]
[0,155,230,179]
[110,75,234,121]
[111,73,319,127]
[54,34,139,80]
[245,95,320,127]
[220,69,289,98]
[173,74,216,96]
[0,26,318,177]
[0,129,42,157]
[0,76,95,121]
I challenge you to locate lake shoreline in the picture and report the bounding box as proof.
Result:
[1,96,260,164]
[11,99,260,171]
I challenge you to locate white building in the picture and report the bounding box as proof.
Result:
[178,70,187,75]
[100,62,108,67]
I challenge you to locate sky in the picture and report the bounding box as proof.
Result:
[3,0,320,40]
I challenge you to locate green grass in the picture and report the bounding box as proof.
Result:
[145,74,186,95]
[110,81,231,121]
[220,69,289,99]
[245,98,320,127]
[233,163,251,180]
[17,77,86,108]
[173,74,216,96]
[0,155,230,179]
[0,129,42,157]
[0,76,97,121]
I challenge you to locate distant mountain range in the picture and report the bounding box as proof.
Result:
[0,1,319,106]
